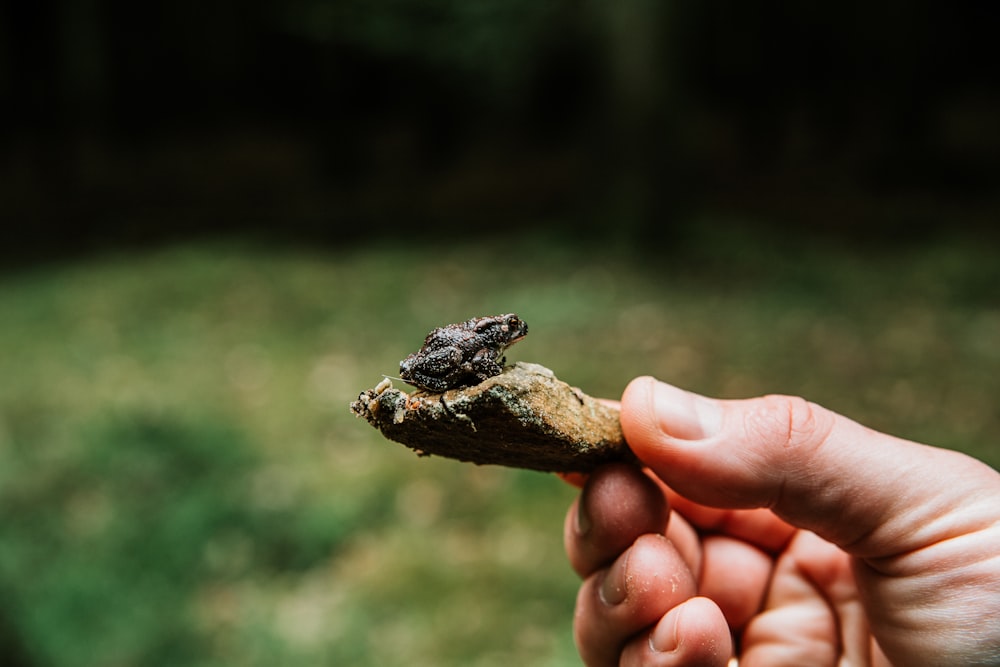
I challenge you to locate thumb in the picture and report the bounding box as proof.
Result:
[620,376,999,559]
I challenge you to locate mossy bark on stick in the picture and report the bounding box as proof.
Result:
[350,362,634,473]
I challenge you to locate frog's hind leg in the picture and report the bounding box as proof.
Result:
[411,373,449,393]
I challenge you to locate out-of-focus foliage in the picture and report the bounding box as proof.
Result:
[281,0,563,94]
[1,231,998,665]
[3,1,996,259]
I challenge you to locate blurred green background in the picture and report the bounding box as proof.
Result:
[2,1,999,665]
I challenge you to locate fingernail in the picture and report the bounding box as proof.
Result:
[599,551,629,606]
[575,497,591,536]
[650,379,721,441]
[648,607,680,653]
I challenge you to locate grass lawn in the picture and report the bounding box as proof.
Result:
[1,228,998,665]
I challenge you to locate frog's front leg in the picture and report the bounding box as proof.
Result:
[467,348,504,381]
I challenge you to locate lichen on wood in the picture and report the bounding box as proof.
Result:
[350,362,634,472]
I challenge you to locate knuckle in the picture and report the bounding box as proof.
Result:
[746,394,835,457]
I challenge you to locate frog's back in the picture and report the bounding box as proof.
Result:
[421,323,474,350]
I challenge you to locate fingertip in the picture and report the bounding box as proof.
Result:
[565,464,669,577]
[620,379,727,505]
[622,382,812,516]
[621,376,722,448]
[647,597,732,664]
[576,534,701,666]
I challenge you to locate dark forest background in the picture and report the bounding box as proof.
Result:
[3,0,998,262]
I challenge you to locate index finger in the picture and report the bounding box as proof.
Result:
[652,476,797,554]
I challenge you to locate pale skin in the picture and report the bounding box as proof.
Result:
[564,376,1000,666]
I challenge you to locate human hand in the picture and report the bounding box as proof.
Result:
[564,376,1000,666]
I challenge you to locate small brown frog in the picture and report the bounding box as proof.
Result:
[399,314,528,392]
